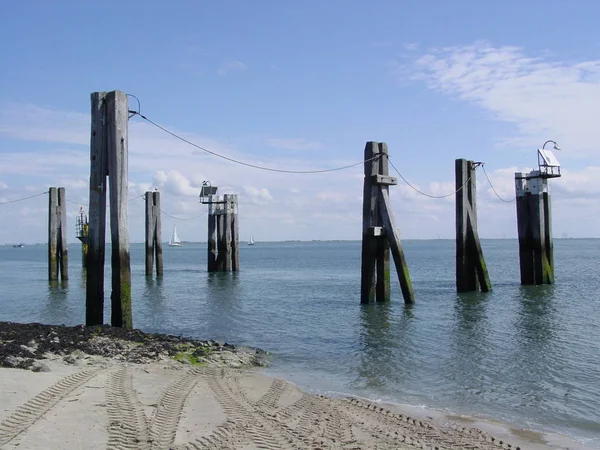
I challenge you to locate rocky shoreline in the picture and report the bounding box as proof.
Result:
[0,321,269,372]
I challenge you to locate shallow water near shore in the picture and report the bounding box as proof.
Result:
[1,240,599,447]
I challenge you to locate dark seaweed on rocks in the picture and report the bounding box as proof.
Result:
[0,321,269,370]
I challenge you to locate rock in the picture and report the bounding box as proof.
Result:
[4,355,23,367]
[51,336,60,344]
[31,361,51,372]
[20,344,37,355]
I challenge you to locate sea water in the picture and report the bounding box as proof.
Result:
[0,240,598,447]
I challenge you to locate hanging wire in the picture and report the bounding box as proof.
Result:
[160,209,208,221]
[388,157,471,199]
[481,164,516,203]
[129,110,379,174]
[0,191,49,205]
[126,94,142,119]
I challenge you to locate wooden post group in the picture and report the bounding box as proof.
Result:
[455,159,491,293]
[145,191,164,277]
[86,90,132,328]
[360,141,414,304]
[515,172,554,285]
[207,194,239,272]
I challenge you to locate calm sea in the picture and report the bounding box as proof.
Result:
[0,240,599,447]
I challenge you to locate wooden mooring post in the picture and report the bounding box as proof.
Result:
[455,159,491,292]
[86,90,132,328]
[515,172,554,284]
[202,186,239,272]
[360,141,414,304]
[145,191,163,276]
[48,187,68,281]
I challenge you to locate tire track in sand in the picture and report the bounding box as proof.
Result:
[192,368,301,449]
[106,366,151,450]
[148,367,202,449]
[0,369,100,447]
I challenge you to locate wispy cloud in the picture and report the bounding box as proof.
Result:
[217,60,247,76]
[400,40,600,157]
[266,137,324,151]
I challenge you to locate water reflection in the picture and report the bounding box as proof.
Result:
[447,292,490,405]
[204,272,242,341]
[516,285,556,346]
[143,276,167,328]
[353,303,413,389]
[45,280,69,324]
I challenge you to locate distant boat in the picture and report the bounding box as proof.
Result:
[13,243,24,248]
[248,236,255,246]
[169,226,183,247]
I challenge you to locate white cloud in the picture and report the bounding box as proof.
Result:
[402,40,600,157]
[217,60,246,76]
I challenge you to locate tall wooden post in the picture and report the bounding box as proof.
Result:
[360,141,414,304]
[86,90,132,328]
[207,202,217,272]
[231,195,240,271]
[223,194,233,272]
[515,172,554,285]
[145,191,164,276]
[48,187,68,281]
[455,159,491,292]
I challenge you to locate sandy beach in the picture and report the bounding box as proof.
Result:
[0,323,591,449]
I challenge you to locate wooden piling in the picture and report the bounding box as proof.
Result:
[231,194,239,271]
[223,194,233,271]
[48,187,58,281]
[207,202,217,272]
[154,192,164,277]
[455,159,491,293]
[86,92,108,325]
[48,189,68,282]
[145,191,164,276]
[515,172,554,285]
[360,141,414,304]
[216,213,226,271]
[106,90,132,328]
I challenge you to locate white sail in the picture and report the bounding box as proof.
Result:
[169,226,183,247]
[248,235,255,245]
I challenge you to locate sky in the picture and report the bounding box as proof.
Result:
[1,0,600,244]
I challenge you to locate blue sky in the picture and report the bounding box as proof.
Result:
[1,1,600,244]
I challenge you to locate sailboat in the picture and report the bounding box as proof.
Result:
[169,225,183,247]
[248,236,255,246]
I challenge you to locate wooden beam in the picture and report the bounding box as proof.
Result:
[371,174,398,186]
[379,189,415,304]
[106,90,132,328]
[376,143,391,303]
[86,92,108,326]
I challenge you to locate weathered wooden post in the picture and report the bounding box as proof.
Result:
[455,159,491,292]
[145,191,163,276]
[86,90,132,328]
[360,141,414,304]
[48,187,68,281]
[231,194,239,271]
[515,142,561,285]
[207,202,218,271]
